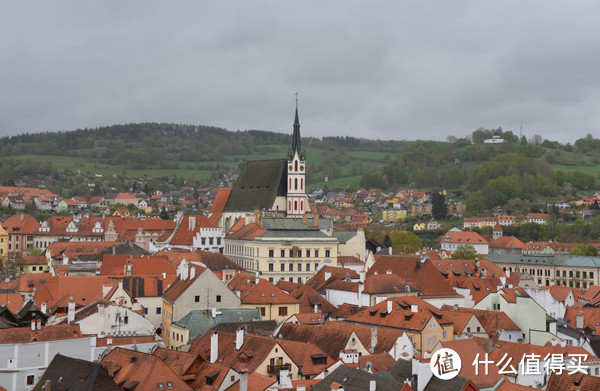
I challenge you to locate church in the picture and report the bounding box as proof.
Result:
[213,103,367,282]
[217,103,310,232]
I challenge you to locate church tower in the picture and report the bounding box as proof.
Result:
[286,98,308,217]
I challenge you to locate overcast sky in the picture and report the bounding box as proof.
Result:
[2,1,599,143]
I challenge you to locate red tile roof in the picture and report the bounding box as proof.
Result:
[278,339,334,376]
[99,254,176,277]
[441,230,488,245]
[441,306,521,337]
[368,255,458,297]
[208,188,231,225]
[34,275,113,310]
[546,371,600,391]
[439,339,504,388]
[101,347,193,391]
[162,265,207,304]
[236,278,299,305]
[226,222,267,240]
[168,216,217,246]
[2,213,39,234]
[0,293,24,313]
[0,324,84,343]
[358,353,396,372]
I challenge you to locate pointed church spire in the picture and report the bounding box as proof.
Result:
[290,93,304,160]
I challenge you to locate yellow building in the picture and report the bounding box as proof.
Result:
[382,209,407,222]
[224,216,341,284]
[228,276,300,323]
[413,221,426,231]
[0,224,7,268]
[15,256,49,275]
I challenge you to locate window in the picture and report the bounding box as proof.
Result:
[279,307,288,316]
[142,307,148,315]
[156,307,161,315]
[295,178,298,190]
[289,249,294,257]
[306,263,311,271]
[325,250,331,258]
[281,249,285,258]
[26,375,35,386]
[280,264,285,272]
[315,263,319,271]
[124,315,129,325]
[269,263,274,272]
[443,331,447,340]
[306,250,311,258]
[315,250,319,258]
[217,238,221,245]
[297,277,302,283]
[289,263,293,271]
[269,249,274,258]
[201,238,206,245]
[268,277,273,283]
[32,266,36,271]
[216,295,221,303]
[195,296,200,302]
[298,263,302,272]
[260,307,266,317]
[298,250,302,258]
[591,272,595,279]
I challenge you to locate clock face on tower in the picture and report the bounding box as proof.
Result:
[289,165,293,171]
[300,165,304,171]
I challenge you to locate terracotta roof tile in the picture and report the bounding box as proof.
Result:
[441,306,521,337]
[368,255,458,297]
[0,324,84,343]
[162,265,207,304]
[546,371,600,391]
[439,339,504,388]
[101,347,193,391]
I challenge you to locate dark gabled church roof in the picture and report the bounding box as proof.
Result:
[223,159,287,212]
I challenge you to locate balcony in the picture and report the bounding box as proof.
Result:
[267,363,291,373]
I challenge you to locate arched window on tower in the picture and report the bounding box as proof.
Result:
[301,200,304,211]
[295,178,298,190]
[301,178,303,190]
[288,200,291,210]
[295,160,298,171]
[289,178,292,190]
[294,200,298,211]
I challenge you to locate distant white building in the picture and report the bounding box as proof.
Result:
[484,135,505,144]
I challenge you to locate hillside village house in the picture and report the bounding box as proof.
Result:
[440,228,489,255]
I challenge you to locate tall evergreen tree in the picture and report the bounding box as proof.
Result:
[431,192,447,220]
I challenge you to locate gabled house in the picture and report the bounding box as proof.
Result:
[344,297,455,355]
[161,261,241,348]
[441,229,489,255]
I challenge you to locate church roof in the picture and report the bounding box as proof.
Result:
[223,159,287,212]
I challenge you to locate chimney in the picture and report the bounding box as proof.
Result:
[302,214,308,225]
[453,304,457,312]
[387,300,392,314]
[190,266,196,280]
[36,319,41,331]
[188,216,196,231]
[162,272,166,280]
[68,301,76,323]
[506,269,511,278]
[324,271,332,281]
[314,303,319,314]
[20,214,24,222]
[576,314,584,329]
[411,304,418,313]
[370,326,378,354]
[235,328,244,351]
[359,270,366,282]
[386,270,392,274]
[369,380,376,391]
[44,380,51,391]
[255,271,260,285]
[41,302,47,314]
[239,368,249,391]
[279,368,292,389]
[560,340,566,348]
[314,214,319,228]
[297,386,306,391]
[210,332,218,363]
[551,338,558,347]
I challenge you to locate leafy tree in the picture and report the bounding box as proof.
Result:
[431,192,447,220]
[571,245,598,256]
[451,244,478,259]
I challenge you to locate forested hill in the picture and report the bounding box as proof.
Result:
[1,123,600,214]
